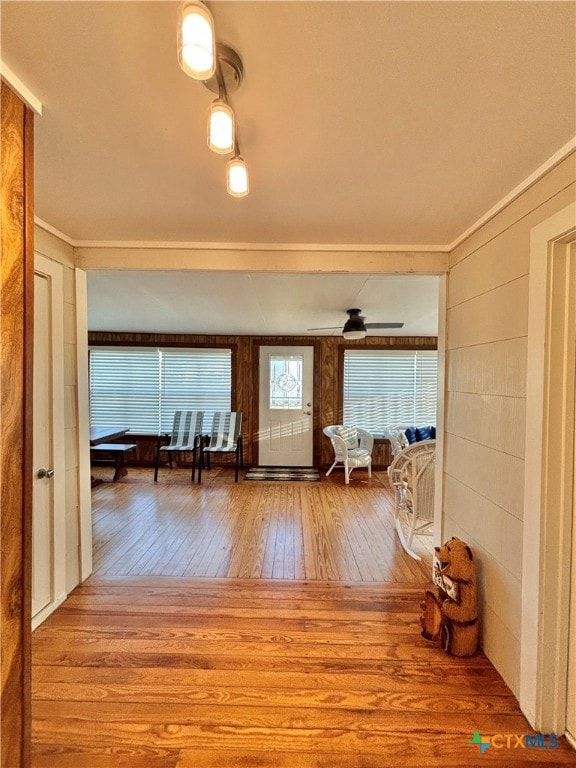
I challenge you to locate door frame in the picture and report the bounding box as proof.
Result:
[32,254,67,628]
[75,269,93,580]
[520,202,576,732]
[252,339,321,467]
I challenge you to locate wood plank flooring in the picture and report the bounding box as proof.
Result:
[31,578,576,767]
[90,467,432,581]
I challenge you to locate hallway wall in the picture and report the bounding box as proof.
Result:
[444,152,576,695]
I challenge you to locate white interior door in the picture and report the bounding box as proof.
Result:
[32,255,66,628]
[258,346,314,466]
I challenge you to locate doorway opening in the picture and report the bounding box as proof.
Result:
[520,203,576,735]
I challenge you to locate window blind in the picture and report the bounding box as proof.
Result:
[160,349,232,432]
[343,350,438,431]
[89,348,160,433]
[89,347,232,434]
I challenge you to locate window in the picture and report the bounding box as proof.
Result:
[269,355,303,409]
[89,347,232,433]
[343,349,437,431]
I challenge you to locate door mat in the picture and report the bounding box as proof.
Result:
[244,467,320,482]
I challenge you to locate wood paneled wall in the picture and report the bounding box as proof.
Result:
[1,81,34,768]
[89,332,437,468]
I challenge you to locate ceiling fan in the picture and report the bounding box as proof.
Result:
[308,308,404,339]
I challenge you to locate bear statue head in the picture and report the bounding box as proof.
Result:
[434,537,476,583]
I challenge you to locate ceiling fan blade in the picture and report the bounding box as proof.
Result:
[306,326,342,331]
[364,322,405,329]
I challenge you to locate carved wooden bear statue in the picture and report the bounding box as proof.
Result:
[420,537,479,657]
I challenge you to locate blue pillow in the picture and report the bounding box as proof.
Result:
[404,427,418,445]
[431,426,436,439]
[416,426,433,441]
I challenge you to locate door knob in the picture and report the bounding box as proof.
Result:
[37,468,54,479]
[303,411,312,416]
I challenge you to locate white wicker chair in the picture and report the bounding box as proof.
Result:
[388,439,436,559]
[323,425,373,484]
[383,425,412,457]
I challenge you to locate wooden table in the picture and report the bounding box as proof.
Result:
[372,433,393,469]
[90,427,132,485]
[90,427,129,446]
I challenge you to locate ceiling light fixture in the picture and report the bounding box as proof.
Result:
[177,1,216,80]
[178,2,250,196]
[208,97,235,154]
[342,329,367,340]
[226,151,249,197]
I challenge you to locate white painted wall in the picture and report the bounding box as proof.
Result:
[35,226,83,593]
[444,153,576,695]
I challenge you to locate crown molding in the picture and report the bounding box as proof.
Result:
[0,61,42,115]
[34,138,576,256]
[70,240,448,253]
[34,217,447,259]
[34,217,76,247]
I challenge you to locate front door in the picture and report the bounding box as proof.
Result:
[32,255,66,628]
[258,346,314,466]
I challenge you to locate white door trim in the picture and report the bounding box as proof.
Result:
[434,274,447,546]
[75,269,93,581]
[520,202,576,732]
[33,254,66,629]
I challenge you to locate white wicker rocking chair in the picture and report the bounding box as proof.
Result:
[388,439,436,559]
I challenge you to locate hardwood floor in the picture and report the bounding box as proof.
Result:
[90,467,432,581]
[31,578,576,767]
[31,469,575,766]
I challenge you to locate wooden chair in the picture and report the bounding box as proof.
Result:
[323,425,373,484]
[154,410,204,482]
[198,411,243,483]
[388,439,436,559]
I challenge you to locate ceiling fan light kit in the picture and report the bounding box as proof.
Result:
[178,2,249,196]
[343,329,367,340]
[343,309,368,339]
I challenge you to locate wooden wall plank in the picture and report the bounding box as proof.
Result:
[1,80,34,768]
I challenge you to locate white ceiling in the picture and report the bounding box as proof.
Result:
[2,1,575,246]
[3,1,573,336]
[87,272,439,336]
